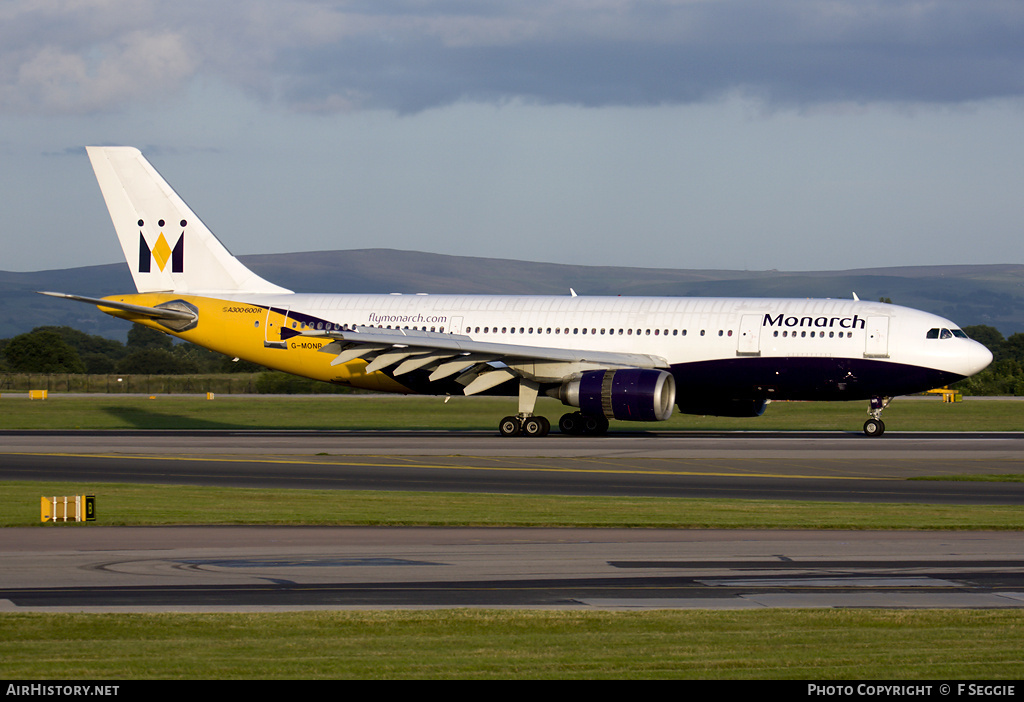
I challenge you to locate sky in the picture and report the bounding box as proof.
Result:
[2,0,1024,274]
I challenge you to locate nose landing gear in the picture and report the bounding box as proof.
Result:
[863,396,891,437]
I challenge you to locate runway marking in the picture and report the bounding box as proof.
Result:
[0,451,899,481]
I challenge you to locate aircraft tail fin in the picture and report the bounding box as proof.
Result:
[86,146,291,295]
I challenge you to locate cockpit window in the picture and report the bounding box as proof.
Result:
[927,327,968,339]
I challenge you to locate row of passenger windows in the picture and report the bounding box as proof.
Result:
[773,330,855,338]
[469,326,703,336]
[290,320,860,340]
[270,319,971,343]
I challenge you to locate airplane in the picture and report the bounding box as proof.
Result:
[43,146,993,437]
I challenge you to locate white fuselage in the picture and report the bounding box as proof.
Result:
[226,292,991,385]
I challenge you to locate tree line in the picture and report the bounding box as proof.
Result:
[2,323,1023,395]
[0,325,359,394]
[956,325,1024,395]
[0,325,264,375]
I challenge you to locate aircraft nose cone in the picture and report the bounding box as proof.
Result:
[970,341,994,376]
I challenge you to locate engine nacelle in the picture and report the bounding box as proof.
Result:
[558,369,676,422]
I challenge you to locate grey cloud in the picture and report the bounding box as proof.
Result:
[3,1,1024,115]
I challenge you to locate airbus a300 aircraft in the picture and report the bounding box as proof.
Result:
[45,146,992,437]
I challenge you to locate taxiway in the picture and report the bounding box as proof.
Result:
[3,430,1023,611]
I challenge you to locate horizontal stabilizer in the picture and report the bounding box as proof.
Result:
[39,292,198,331]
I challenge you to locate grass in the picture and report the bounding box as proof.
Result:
[2,609,1022,679]
[0,393,1022,431]
[6,481,1024,530]
[912,474,1024,482]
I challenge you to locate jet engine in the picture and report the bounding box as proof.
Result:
[557,368,676,421]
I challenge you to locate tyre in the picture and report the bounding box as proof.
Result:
[559,412,582,435]
[499,416,522,436]
[522,416,550,437]
[863,418,885,437]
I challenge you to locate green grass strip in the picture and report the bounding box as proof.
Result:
[2,609,1023,679]
[7,481,1024,529]
[0,395,1022,431]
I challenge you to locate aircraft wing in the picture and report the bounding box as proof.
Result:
[289,325,669,394]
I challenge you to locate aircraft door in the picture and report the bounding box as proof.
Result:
[864,316,890,358]
[263,306,291,349]
[737,314,762,356]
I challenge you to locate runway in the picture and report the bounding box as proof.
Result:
[2,429,1024,503]
[2,429,1024,611]
[4,526,1024,612]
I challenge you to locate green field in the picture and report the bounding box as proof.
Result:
[2,609,1022,679]
[1,393,1022,431]
[5,481,1024,530]
[2,394,1023,679]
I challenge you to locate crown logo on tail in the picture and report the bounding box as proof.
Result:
[138,219,186,273]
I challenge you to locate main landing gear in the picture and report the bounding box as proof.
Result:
[557,411,609,436]
[497,378,608,437]
[863,396,891,437]
[498,379,553,437]
[499,414,551,437]
[497,412,609,437]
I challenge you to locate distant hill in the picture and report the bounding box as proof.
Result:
[3,249,1023,340]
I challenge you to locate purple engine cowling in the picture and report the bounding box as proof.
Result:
[560,368,676,421]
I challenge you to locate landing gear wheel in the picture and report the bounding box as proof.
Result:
[521,416,550,437]
[582,415,609,436]
[499,416,522,437]
[863,396,891,437]
[559,412,583,435]
[559,412,608,436]
[863,418,885,437]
